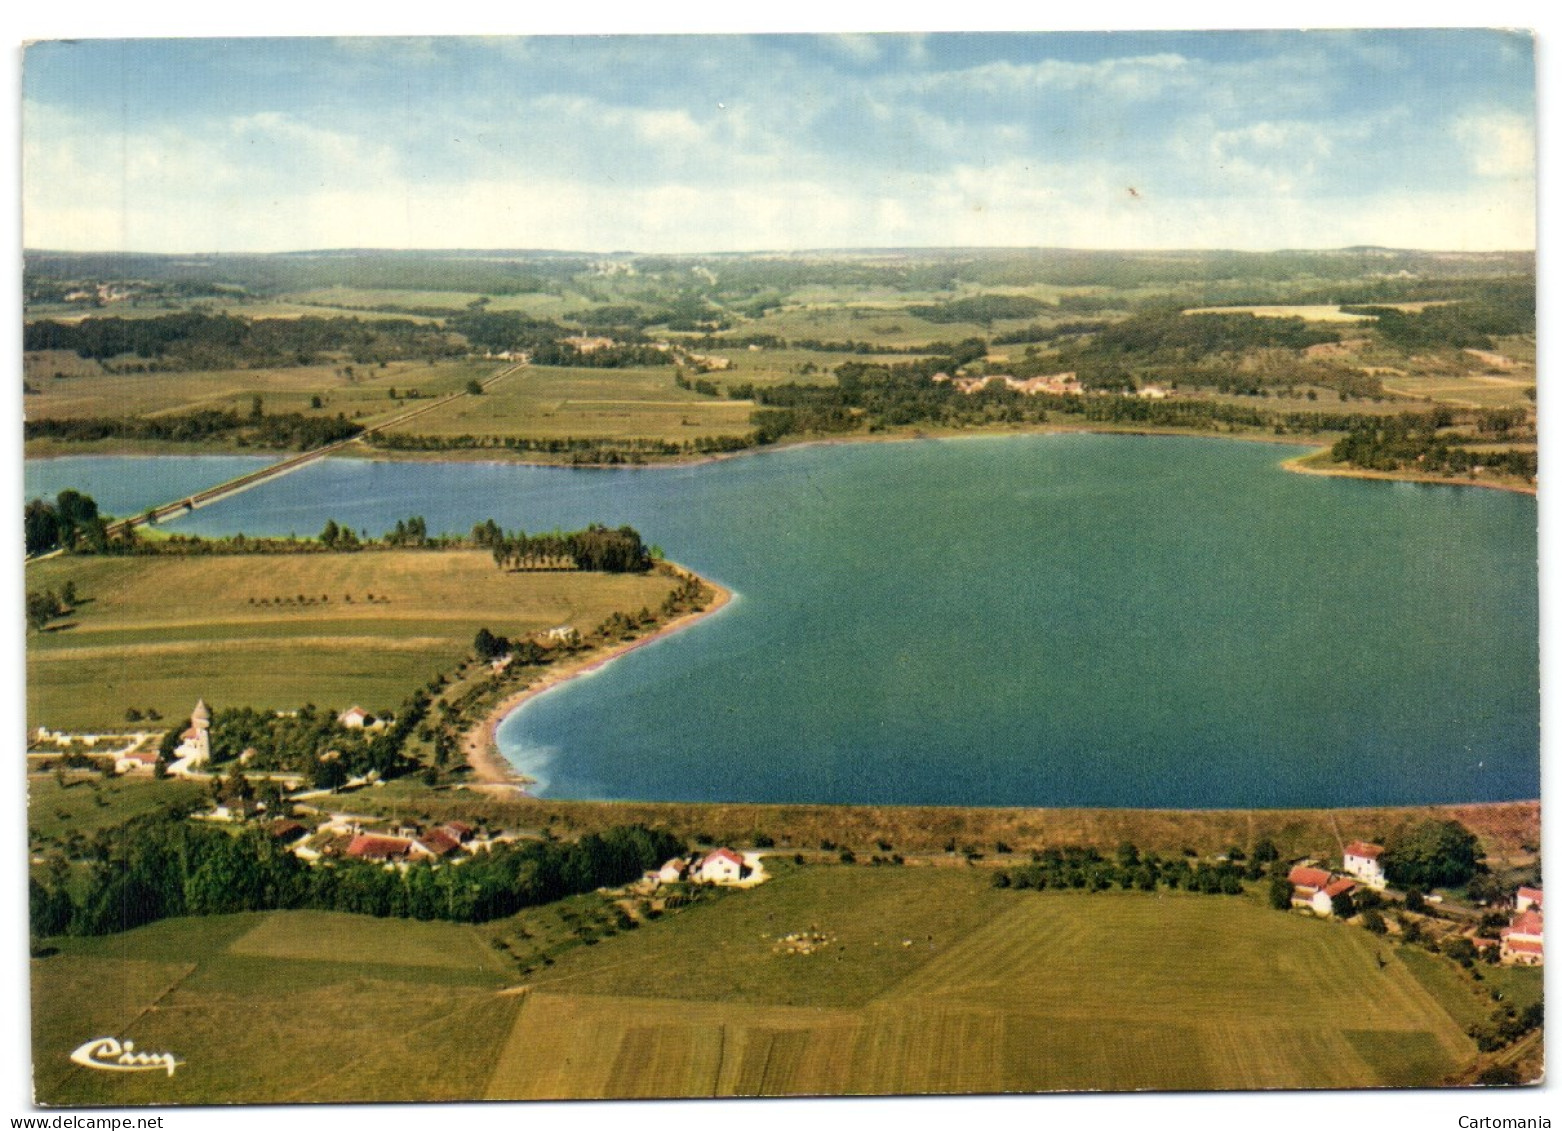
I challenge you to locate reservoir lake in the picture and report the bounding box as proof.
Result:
[26,435,1539,809]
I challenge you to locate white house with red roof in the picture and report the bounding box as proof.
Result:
[1516,886,1543,913]
[1288,865,1356,916]
[697,848,748,885]
[1500,909,1543,965]
[1342,841,1387,889]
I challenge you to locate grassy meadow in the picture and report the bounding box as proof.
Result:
[492,868,1481,1097]
[25,549,684,730]
[380,364,758,443]
[24,354,500,429]
[31,865,1492,1104]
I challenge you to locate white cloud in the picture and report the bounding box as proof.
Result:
[1454,110,1534,179]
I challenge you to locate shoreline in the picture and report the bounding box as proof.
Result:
[1281,449,1538,496]
[27,423,1536,497]
[460,569,734,792]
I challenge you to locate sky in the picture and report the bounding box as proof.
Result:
[20,28,1537,254]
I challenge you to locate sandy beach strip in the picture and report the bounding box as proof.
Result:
[1281,449,1537,496]
[460,570,733,791]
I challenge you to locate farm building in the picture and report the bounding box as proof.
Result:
[414,829,462,859]
[697,848,748,885]
[338,706,371,729]
[1342,841,1387,889]
[1288,865,1355,916]
[114,750,159,775]
[1516,886,1543,913]
[346,834,416,863]
[1500,910,1544,965]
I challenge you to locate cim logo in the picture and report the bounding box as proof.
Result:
[69,1037,183,1077]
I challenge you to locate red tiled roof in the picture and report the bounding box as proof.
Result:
[1504,937,1543,955]
[1518,886,1543,905]
[702,848,745,868]
[443,821,474,840]
[1288,866,1332,890]
[346,833,413,860]
[1504,911,1544,937]
[416,829,461,857]
[1344,841,1383,859]
[1323,879,1357,899]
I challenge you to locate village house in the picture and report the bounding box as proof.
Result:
[268,819,308,845]
[1287,865,1356,916]
[337,706,371,729]
[657,857,689,884]
[114,749,160,775]
[697,848,747,884]
[1342,841,1388,889]
[1516,885,1543,913]
[345,833,417,863]
[413,828,462,859]
[1500,909,1544,965]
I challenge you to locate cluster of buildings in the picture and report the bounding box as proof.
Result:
[645,847,766,889]
[1500,887,1544,966]
[1287,838,1543,966]
[1286,839,1387,916]
[283,816,492,865]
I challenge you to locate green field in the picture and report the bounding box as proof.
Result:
[1375,373,1537,410]
[485,868,1478,1098]
[30,867,1486,1104]
[380,364,758,443]
[25,550,683,730]
[26,775,206,850]
[31,911,520,1106]
[23,354,500,429]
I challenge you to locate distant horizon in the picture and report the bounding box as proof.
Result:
[22,31,1534,255]
[22,244,1539,259]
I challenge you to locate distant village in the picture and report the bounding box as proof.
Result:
[29,699,1540,966]
[31,697,768,896]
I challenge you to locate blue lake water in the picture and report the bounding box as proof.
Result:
[24,435,1540,809]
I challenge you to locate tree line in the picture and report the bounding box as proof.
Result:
[25,408,362,451]
[992,840,1280,895]
[474,522,652,573]
[29,812,684,938]
[25,490,107,555]
[24,311,461,369]
[1330,415,1537,482]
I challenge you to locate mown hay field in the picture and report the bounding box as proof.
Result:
[22,355,497,428]
[31,911,519,1107]
[380,364,757,442]
[485,869,1478,1097]
[25,549,682,730]
[31,867,1489,1105]
[1376,373,1536,410]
